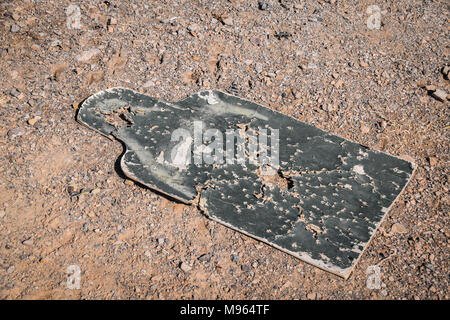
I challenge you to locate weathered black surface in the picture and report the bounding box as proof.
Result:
[77,87,415,278]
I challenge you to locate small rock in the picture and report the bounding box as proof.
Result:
[241,265,250,272]
[431,89,447,102]
[66,5,82,29]
[307,292,317,299]
[76,48,102,64]
[416,80,427,88]
[157,237,165,245]
[82,222,91,233]
[7,127,25,139]
[222,16,233,26]
[391,223,408,234]
[441,66,449,80]
[142,80,155,88]
[180,262,192,272]
[275,31,292,40]
[108,17,118,25]
[359,59,369,68]
[22,238,33,246]
[10,24,19,33]
[10,88,20,98]
[10,70,18,80]
[361,124,370,134]
[27,117,40,126]
[427,157,438,166]
[50,40,61,47]
[258,2,269,10]
[27,99,38,107]
[425,84,436,91]
[198,254,211,262]
[187,24,199,33]
[325,104,338,112]
[231,254,239,262]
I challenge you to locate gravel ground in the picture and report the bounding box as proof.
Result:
[0,0,448,299]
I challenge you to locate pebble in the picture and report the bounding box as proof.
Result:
[10,88,20,98]
[7,127,25,139]
[50,40,61,47]
[142,80,155,88]
[91,188,101,195]
[325,104,338,112]
[231,254,239,262]
[361,123,371,134]
[258,2,269,10]
[442,66,449,79]
[198,254,211,262]
[359,59,369,68]
[22,238,33,246]
[222,16,233,26]
[27,99,38,107]
[28,117,40,126]
[391,223,408,234]
[307,292,317,299]
[108,17,118,25]
[431,89,447,102]
[180,262,192,272]
[275,31,292,40]
[10,24,19,33]
[10,70,18,79]
[76,48,102,64]
[187,24,199,33]
[427,157,437,166]
[82,222,91,233]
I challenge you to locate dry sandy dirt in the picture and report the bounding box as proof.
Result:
[0,0,448,299]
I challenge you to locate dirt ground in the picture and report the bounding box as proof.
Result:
[0,0,448,300]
